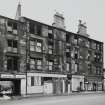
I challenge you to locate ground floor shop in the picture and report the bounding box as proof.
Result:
[0,74,26,96]
[26,73,68,95]
[0,73,104,96]
[84,76,104,91]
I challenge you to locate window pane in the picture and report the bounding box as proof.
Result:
[48,61,53,70]
[67,63,69,71]
[7,57,12,70]
[30,59,35,64]
[30,59,35,69]
[13,23,17,30]
[30,65,35,69]
[36,46,41,52]
[36,41,42,52]
[30,41,35,45]
[30,46,35,51]
[37,42,41,47]
[36,59,42,69]
[13,40,17,48]
[31,76,34,86]
[8,40,12,47]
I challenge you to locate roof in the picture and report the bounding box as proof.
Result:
[0,15,103,44]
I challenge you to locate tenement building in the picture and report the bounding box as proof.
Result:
[0,4,104,96]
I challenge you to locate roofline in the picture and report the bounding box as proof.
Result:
[0,15,103,44]
[22,16,103,44]
[0,15,23,24]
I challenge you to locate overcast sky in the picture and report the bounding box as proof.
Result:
[0,0,105,66]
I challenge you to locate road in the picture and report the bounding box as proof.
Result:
[0,94,105,105]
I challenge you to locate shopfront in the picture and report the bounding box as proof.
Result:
[0,74,26,96]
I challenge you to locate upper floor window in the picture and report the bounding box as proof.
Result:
[13,23,17,30]
[7,20,17,29]
[29,23,35,34]
[66,34,70,43]
[36,41,42,52]
[30,39,42,52]
[7,39,18,48]
[30,58,42,70]
[7,21,12,27]
[74,35,78,45]
[29,23,42,35]
[47,60,53,71]
[7,56,18,71]
[66,63,70,72]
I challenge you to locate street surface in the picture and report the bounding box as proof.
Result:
[0,93,105,105]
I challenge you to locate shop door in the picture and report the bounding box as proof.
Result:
[13,79,21,95]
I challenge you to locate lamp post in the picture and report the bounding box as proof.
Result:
[25,22,29,95]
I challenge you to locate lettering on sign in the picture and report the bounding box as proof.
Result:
[1,74,14,78]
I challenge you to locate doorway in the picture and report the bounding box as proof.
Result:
[13,79,21,95]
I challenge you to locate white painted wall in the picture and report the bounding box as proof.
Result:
[72,75,84,91]
[21,79,26,95]
[43,82,53,94]
[27,77,43,94]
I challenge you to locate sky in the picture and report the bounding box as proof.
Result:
[0,0,105,66]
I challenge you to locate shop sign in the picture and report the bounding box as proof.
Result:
[1,74,14,78]
[16,75,26,78]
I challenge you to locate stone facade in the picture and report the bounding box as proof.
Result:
[0,13,104,96]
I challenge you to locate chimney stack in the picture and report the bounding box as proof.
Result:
[52,12,65,30]
[77,20,89,37]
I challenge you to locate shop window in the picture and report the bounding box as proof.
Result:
[34,76,41,86]
[31,76,34,86]
[31,76,41,86]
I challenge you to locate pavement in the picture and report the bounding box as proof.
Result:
[1,92,105,105]
[4,91,105,100]
[0,91,104,101]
